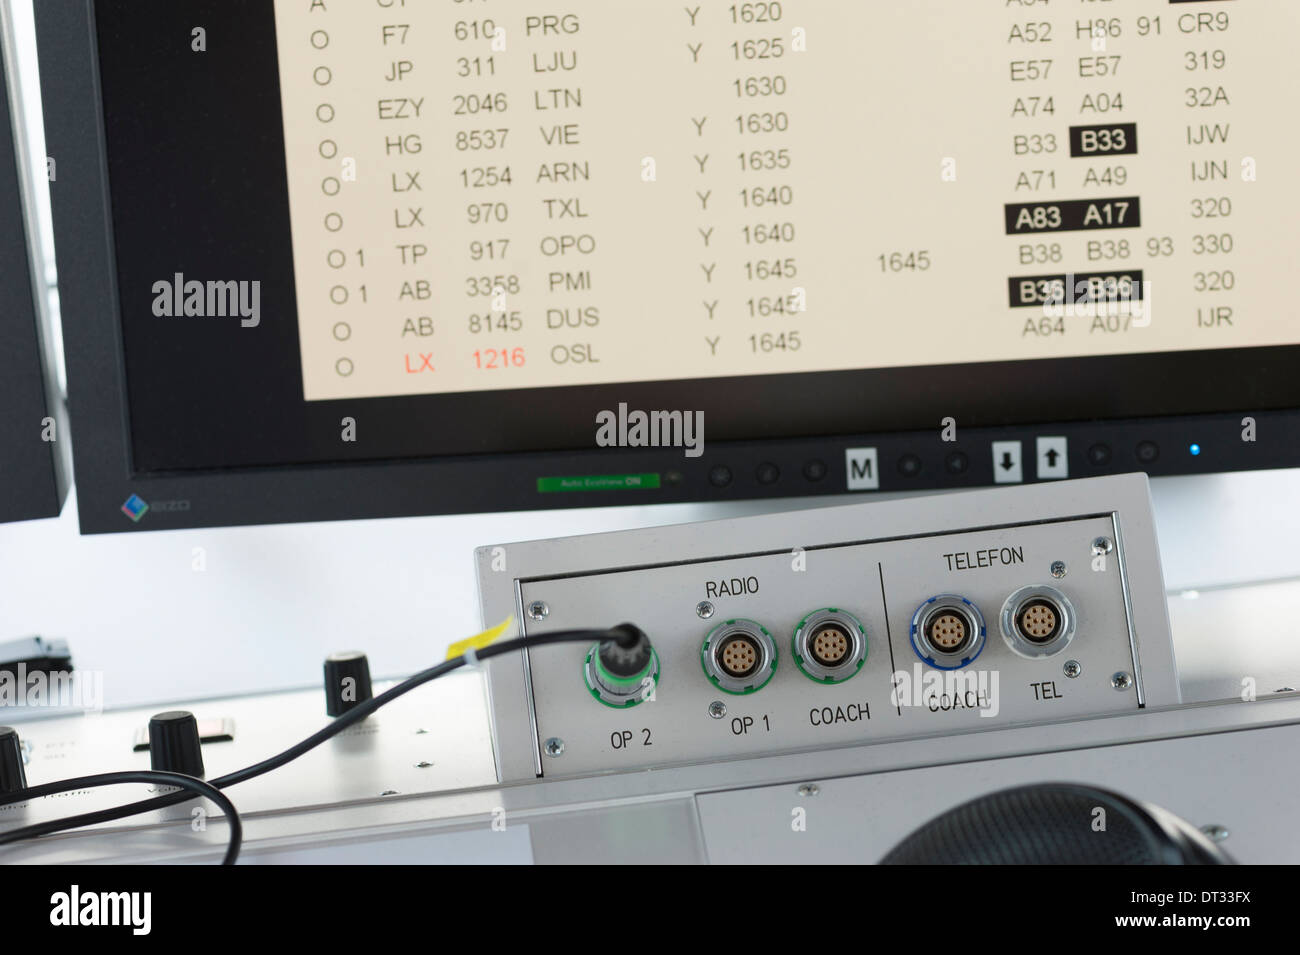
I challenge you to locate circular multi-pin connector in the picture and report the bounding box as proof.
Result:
[909,594,987,669]
[701,618,778,695]
[1000,585,1076,659]
[792,608,868,684]
[583,626,660,708]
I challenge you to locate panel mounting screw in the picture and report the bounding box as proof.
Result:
[1111,671,1132,690]
[527,601,549,620]
[797,783,820,798]
[1050,560,1067,578]
[696,601,715,619]
[1063,659,1081,678]
[1092,537,1114,556]
[1200,824,1230,842]
[543,737,565,757]
[708,700,727,719]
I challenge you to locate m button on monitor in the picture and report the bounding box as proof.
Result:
[845,447,879,491]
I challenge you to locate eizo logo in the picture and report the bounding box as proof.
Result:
[49,885,151,936]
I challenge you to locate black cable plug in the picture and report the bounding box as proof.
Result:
[597,623,654,679]
[607,622,649,650]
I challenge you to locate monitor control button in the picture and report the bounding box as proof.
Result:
[992,441,1023,483]
[1035,436,1069,480]
[845,448,880,491]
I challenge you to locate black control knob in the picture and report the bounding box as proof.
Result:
[148,711,205,777]
[0,726,28,794]
[324,651,373,717]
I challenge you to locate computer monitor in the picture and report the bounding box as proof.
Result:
[0,6,67,524]
[36,0,1300,533]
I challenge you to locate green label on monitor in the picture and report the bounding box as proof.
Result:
[537,474,661,493]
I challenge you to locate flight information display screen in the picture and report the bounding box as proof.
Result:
[270,0,1298,402]
[44,0,1300,532]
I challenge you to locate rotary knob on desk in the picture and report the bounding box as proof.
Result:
[0,726,27,794]
[148,710,205,777]
[324,651,373,717]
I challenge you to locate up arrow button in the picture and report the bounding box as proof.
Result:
[1036,436,1069,480]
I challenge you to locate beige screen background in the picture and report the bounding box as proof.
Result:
[272,0,1299,401]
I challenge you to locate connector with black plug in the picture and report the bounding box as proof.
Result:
[584,623,660,707]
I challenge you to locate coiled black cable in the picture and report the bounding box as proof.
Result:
[0,625,642,864]
[0,770,242,865]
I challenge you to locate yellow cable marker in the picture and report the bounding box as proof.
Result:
[446,616,516,660]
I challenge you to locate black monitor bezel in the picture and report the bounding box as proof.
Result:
[36,0,1300,535]
[1,14,67,524]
